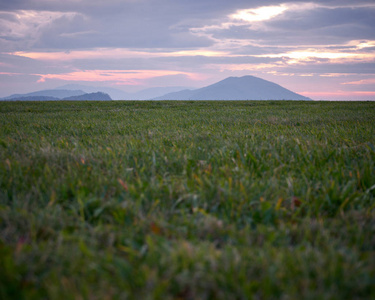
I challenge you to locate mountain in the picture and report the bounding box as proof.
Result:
[5,96,60,101]
[154,76,311,100]
[62,92,112,101]
[1,89,85,100]
[1,76,310,101]
[3,86,189,101]
[1,91,112,101]
[153,89,195,100]
[58,84,191,100]
[130,86,191,100]
[57,84,131,100]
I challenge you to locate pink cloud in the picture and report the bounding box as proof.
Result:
[342,78,375,85]
[35,69,204,85]
[12,49,227,61]
[0,72,23,76]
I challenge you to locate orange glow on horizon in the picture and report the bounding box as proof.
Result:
[303,91,375,96]
[302,91,375,100]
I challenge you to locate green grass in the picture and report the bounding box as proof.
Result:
[0,100,374,299]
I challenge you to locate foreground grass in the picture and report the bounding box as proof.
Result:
[0,100,374,299]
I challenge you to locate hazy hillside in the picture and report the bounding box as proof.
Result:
[1,91,112,101]
[4,96,60,101]
[154,76,311,100]
[1,89,85,100]
[58,84,190,100]
[63,92,112,101]
[153,89,196,100]
[1,76,310,101]
[58,84,131,100]
[130,86,191,100]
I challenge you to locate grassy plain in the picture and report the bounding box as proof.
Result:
[0,100,374,299]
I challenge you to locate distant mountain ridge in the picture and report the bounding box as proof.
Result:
[154,76,311,100]
[57,84,191,100]
[8,96,60,101]
[1,89,85,100]
[63,92,112,101]
[130,86,191,100]
[58,84,131,100]
[1,91,112,101]
[1,75,310,101]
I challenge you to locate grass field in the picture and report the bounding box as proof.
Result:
[0,100,374,299]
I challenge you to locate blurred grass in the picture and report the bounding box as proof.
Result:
[0,100,374,299]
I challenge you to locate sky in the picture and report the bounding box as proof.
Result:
[1,0,375,100]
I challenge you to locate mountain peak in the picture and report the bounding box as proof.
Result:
[155,75,311,100]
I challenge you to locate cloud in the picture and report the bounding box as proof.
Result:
[0,10,82,51]
[0,2,217,51]
[11,48,229,61]
[230,5,287,22]
[2,1,375,52]
[0,53,72,74]
[191,3,375,45]
[35,69,204,85]
[277,61,375,75]
[1,0,375,99]
[342,78,375,85]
